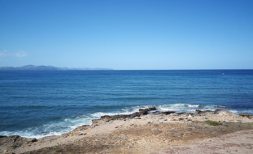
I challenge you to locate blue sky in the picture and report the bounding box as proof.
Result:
[0,0,253,69]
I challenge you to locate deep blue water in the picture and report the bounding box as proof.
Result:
[0,70,253,138]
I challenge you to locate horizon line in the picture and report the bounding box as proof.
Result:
[0,65,253,71]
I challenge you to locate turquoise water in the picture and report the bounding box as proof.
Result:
[0,70,253,138]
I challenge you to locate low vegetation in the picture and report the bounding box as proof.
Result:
[205,120,222,126]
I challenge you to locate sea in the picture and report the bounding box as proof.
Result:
[0,70,253,138]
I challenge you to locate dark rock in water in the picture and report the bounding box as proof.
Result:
[139,107,157,115]
[100,115,114,121]
[149,110,161,115]
[196,109,230,115]
[195,110,213,114]
[240,114,253,118]
[129,112,141,118]
[161,111,176,115]
[0,135,7,138]
[176,112,187,115]
[29,138,38,143]
[214,109,225,114]
[99,107,157,122]
[10,135,21,142]
[196,110,203,114]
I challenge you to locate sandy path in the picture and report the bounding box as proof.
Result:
[162,129,253,154]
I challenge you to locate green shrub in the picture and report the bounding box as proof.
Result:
[205,120,222,126]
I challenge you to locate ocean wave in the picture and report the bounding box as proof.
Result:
[0,115,93,138]
[156,104,225,113]
[229,109,253,115]
[90,106,141,118]
[0,103,240,138]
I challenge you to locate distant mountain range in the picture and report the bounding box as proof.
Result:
[0,65,112,71]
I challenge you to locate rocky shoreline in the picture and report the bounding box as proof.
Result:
[1,108,253,154]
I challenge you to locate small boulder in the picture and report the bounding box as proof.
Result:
[161,111,176,115]
[139,107,157,115]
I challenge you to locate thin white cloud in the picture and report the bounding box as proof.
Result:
[0,50,27,58]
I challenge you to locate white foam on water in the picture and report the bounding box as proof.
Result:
[90,103,225,119]
[0,115,93,138]
[90,106,141,118]
[156,103,225,113]
[157,104,200,112]
[230,109,253,115]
